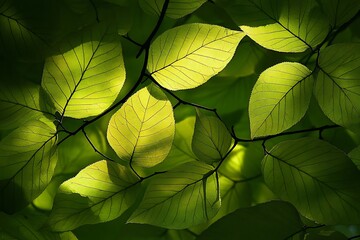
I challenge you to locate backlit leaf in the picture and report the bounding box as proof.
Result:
[0,118,57,213]
[198,201,303,240]
[148,23,245,90]
[0,80,53,129]
[349,145,360,169]
[192,110,232,164]
[48,160,140,231]
[41,23,126,119]
[262,137,360,224]
[107,84,175,168]
[315,43,360,132]
[128,161,220,229]
[222,0,329,52]
[139,0,206,19]
[249,62,313,138]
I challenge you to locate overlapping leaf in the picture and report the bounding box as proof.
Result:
[317,0,360,27]
[192,110,232,164]
[148,23,245,90]
[107,84,175,168]
[198,201,303,240]
[221,0,329,52]
[315,43,360,132]
[262,137,360,224]
[139,0,206,19]
[48,160,140,231]
[128,161,220,229]
[0,80,54,129]
[249,62,313,138]
[0,118,57,213]
[349,145,360,169]
[41,23,126,119]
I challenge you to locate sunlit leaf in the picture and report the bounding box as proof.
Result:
[139,0,206,19]
[107,84,175,168]
[221,0,329,52]
[128,161,220,229]
[262,137,360,224]
[48,160,140,231]
[0,80,53,129]
[315,43,360,132]
[249,62,313,138]
[349,145,360,169]
[192,110,232,164]
[41,23,126,119]
[0,118,57,213]
[148,23,245,90]
[317,0,360,27]
[198,201,303,240]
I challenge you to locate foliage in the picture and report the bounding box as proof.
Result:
[0,0,360,239]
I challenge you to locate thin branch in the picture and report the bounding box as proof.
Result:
[89,0,99,23]
[122,34,142,47]
[283,224,326,240]
[328,10,360,45]
[349,235,360,240]
[136,0,170,58]
[82,128,115,162]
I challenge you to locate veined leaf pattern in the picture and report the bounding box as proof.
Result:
[41,23,126,119]
[148,23,245,90]
[128,161,220,229]
[0,118,57,213]
[107,84,175,168]
[48,160,140,231]
[249,62,313,138]
[262,137,360,224]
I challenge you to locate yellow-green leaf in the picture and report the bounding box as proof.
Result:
[262,137,360,224]
[139,0,206,19]
[128,161,220,229]
[148,23,245,90]
[315,43,360,132]
[249,62,313,138]
[222,0,329,52]
[48,160,140,231]
[41,23,126,119]
[0,118,57,213]
[192,110,232,164]
[107,84,175,168]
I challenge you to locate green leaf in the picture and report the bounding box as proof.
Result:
[317,0,360,28]
[48,160,140,231]
[222,0,329,52]
[305,231,348,240]
[148,23,245,90]
[315,43,360,132]
[0,80,52,130]
[139,0,206,19]
[197,201,303,240]
[191,110,232,164]
[41,23,126,119]
[249,62,313,138]
[107,84,175,168]
[262,137,360,224]
[0,118,57,213]
[349,145,360,169]
[128,161,220,229]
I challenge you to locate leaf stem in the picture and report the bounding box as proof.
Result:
[81,128,115,162]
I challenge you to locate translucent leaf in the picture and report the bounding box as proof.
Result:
[315,43,360,132]
[41,23,126,119]
[198,201,303,240]
[262,137,360,224]
[191,110,232,164]
[222,0,329,52]
[0,118,57,213]
[139,0,206,19]
[0,80,54,130]
[349,145,360,169]
[249,62,313,138]
[148,23,245,90]
[128,161,220,229]
[48,160,140,231]
[107,84,175,168]
[317,0,360,27]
